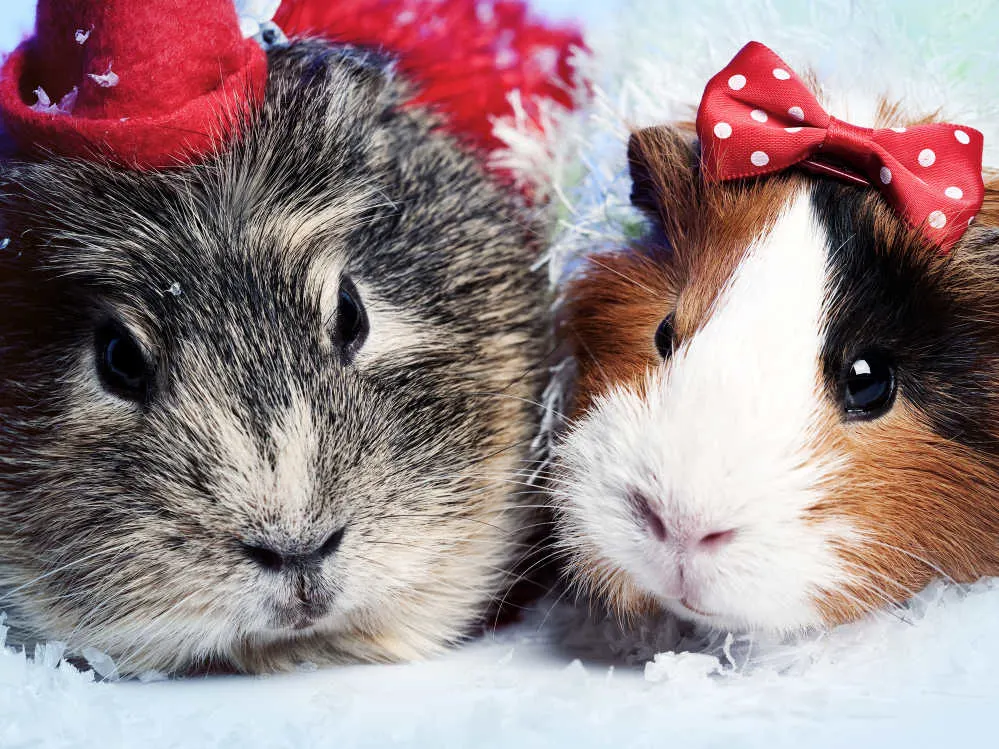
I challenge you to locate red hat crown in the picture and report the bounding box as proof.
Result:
[0,0,267,168]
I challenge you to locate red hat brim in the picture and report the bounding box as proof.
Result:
[0,39,267,169]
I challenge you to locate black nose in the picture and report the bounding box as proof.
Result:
[241,527,345,572]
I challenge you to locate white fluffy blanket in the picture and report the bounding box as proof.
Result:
[5,580,999,747]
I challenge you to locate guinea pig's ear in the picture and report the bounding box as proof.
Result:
[627,125,699,243]
[951,176,999,273]
[979,175,999,228]
[265,40,408,114]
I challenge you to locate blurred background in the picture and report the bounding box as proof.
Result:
[0,0,999,64]
[0,0,605,51]
[1,0,34,51]
[4,1,996,66]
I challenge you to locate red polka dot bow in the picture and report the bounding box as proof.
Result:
[695,41,986,252]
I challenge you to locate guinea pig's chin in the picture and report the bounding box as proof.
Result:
[248,610,350,644]
[604,543,828,635]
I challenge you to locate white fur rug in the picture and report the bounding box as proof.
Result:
[5,580,999,748]
[4,1,999,747]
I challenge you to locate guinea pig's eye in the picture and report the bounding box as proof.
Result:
[843,350,896,418]
[335,276,369,360]
[654,314,676,360]
[95,323,150,402]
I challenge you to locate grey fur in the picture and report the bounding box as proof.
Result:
[0,40,548,675]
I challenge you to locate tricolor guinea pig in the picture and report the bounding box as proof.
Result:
[552,42,999,635]
[0,0,570,675]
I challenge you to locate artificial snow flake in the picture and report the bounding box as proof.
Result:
[33,641,66,669]
[0,238,10,251]
[75,28,91,45]
[165,282,184,297]
[30,86,78,115]
[644,651,723,683]
[81,648,119,681]
[88,64,120,88]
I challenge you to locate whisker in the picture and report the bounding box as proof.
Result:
[586,256,657,295]
[465,391,571,423]
[0,544,135,604]
[863,540,958,586]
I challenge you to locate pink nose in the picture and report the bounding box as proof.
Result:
[629,490,667,542]
[628,490,736,551]
[695,528,736,550]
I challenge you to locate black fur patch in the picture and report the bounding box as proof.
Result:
[814,181,999,453]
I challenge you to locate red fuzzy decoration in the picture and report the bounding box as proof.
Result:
[276,0,583,154]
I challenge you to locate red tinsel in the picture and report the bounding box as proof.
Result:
[275,0,583,155]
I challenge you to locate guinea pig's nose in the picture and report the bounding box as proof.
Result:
[627,489,668,542]
[241,527,346,572]
[694,529,736,551]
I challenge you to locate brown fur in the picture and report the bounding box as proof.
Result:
[981,174,999,226]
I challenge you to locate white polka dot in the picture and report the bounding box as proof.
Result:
[773,68,791,80]
[954,130,971,145]
[918,149,936,167]
[928,210,947,230]
[784,126,803,133]
[750,109,768,123]
[788,106,805,121]
[728,74,747,91]
[890,127,907,133]
[879,167,892,185]
[945,186,964,200]
[750,150,770,167]
[714,122,733,139]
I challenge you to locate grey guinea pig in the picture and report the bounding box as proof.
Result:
[0,40,549,675]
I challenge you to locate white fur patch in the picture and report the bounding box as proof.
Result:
[266,391,319,521]
[556,191,854,633]
[353,281,429,366]
[202,388,320,541]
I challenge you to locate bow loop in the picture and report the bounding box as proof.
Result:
[695,41,986,252]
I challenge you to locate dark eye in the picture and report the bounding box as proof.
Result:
[654,314,675,360]
[843,351,896,418]
[95,323,149,402]
[335,277,369,360]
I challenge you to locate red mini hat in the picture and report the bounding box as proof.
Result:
[0,0,267,168]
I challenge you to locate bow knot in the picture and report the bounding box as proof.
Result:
[695,42,986,252]
[823,117,872,159]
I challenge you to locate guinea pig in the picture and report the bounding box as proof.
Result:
[0,40,549,675]
[552,108,999,634]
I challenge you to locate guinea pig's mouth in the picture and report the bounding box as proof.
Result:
[268,604,331,633]
[677,598,715,618]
